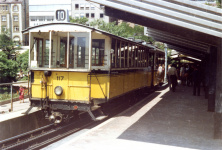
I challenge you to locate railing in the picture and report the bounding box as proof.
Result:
[0,81,29,112]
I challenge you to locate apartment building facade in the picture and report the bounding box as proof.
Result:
[71,0,109,24]
[0,0,28,45]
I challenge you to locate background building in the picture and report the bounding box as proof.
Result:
[0,0,28,45]
[29,0,71,27]
[71,0,109,24]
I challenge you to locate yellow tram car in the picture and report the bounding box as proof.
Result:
[23,23,164,123]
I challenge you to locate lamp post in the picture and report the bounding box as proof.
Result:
[164,43,168,83]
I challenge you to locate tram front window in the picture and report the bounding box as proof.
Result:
[30,32,89,70]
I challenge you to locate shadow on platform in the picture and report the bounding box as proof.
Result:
[117,85,222,150]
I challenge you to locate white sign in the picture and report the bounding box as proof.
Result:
[56,10,66,21]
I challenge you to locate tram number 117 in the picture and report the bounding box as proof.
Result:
[57,76,64,81]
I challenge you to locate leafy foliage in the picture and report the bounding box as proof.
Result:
[69,16,89,25]
[0,51,18,83]
[90,20,154,44]
[0,28,18,83]
[16,50,29,72]
[0,34,16,59]
[217,0,221,8]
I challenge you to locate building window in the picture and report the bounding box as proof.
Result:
[91,13,95,18]
[100,13,104,18]
[86,13,89,18]
[1,15,6,21]
[13,36,20,45]
[14,26,19,32]
[100,5,104,9]
[13,5,18,12]
[80,4,84,10]
[46,16,53,21]
[91,6,95,10]
[75,4,79,9]
[86,5,90,10]
[2,26,6,32]
[75,14,80,19]
[13,15,18,21]
[30,16,37,21]
[80,13,84,18]
[39,16,45,21]
[5,5,8,10]
[92,39,105,66]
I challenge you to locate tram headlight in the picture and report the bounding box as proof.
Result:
[54,86,63,96]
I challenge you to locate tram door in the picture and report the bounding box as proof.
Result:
[60,37,67,68]
[36,38,43,67]
[77,37,86,68]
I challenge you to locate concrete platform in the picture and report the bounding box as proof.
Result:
[0,98,31,117]
[43,85,222,150]
[0,98,49,140]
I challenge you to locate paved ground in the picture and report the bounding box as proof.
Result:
[43,84,222,150]
[0,98,30,115]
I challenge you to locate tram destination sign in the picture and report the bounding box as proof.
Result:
[56,10,66,21]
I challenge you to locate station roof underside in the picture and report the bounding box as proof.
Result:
[88,0,222,59]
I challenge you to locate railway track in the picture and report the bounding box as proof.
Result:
[0,88,155,150]
[0,114,95,150]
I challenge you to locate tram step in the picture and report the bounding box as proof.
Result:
[95,115,108,121]
[87,107,108,121]
[91,105,101,111]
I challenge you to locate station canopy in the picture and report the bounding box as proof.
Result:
[87,0,222,59]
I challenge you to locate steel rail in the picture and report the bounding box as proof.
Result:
[0,123,54,144]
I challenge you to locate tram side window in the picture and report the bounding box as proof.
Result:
[149,53,154,67]
[69,37,75,68]
[92,39,105,66]
[131,45,135,67]
[116,40,121,68]
[129,44,132,67]
[111,38,116,68]
[124,42,128,67]
[121,42,125,68]
[77,37,86,68]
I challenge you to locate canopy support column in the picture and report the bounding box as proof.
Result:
[214,40,222,139]
[208,46,217,112]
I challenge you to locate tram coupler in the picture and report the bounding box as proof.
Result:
[49,112,63,124]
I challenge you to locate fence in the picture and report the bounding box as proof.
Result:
[0,81,30,112]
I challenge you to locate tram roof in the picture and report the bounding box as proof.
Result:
[87,0,222,59]
[22,22,163,53]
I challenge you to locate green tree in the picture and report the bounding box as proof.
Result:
[90,20,154,43]
[16,50,29,72]
[0,27,16,59]
[0,51,18,83]
[69,16,88,25]
[0,27,18,83]
[217,0,221,8]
